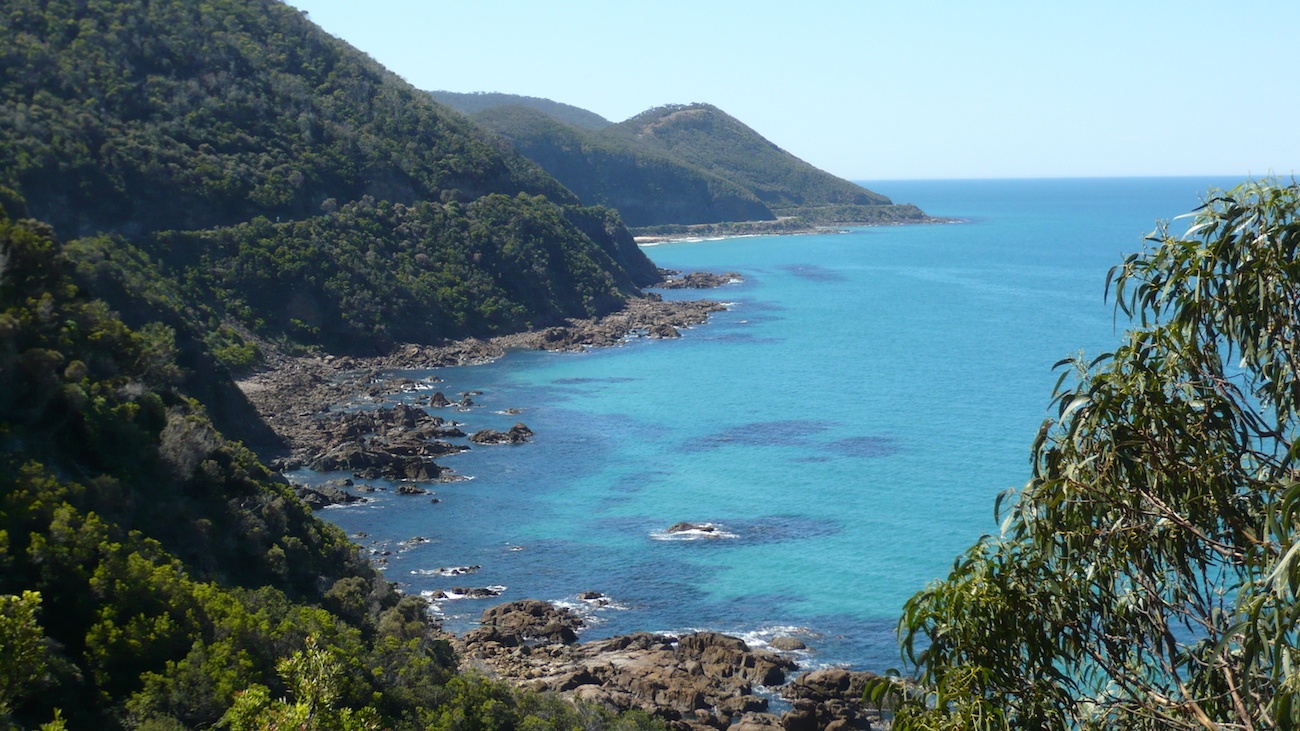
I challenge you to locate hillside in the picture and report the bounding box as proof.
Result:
[0,0,660,374]
[438,95,926,228]
[472,105,776,227]
[0,207,664,730]
[0,2,675,726]
[429,90,613,130]
[604,104,893,215]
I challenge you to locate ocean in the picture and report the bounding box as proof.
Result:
[299,176,1248,673]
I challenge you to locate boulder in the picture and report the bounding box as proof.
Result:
[469,423,534,445]
[666,522,715,534]
[770,636,808,652]
[476,600,584,644]
[293,482,364,510]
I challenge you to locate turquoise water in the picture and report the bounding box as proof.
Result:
[309,177,1247,671]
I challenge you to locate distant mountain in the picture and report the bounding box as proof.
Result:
[471,104,775,227]
[606,104,889,210]
[430,90,614,130]
[439,95,926,228]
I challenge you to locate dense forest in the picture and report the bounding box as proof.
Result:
[435,95,926,229]
[0,0,659,370]
[471,105,775,227]
[428,91,613,131]
[0,206,663,730]
[0,0,673,728]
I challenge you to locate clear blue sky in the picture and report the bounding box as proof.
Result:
[286,0,1298,181]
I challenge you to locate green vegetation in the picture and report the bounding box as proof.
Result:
[429,91,613,131]
[0,0,659,370]
[605,104,890,212]
[471,105,774,227]
[0,0,673,728]
[443,98,926,229]
[873,180,1300,729]
[0,209,665,731]
[0,0,579,238]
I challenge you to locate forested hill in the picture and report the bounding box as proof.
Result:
[439,94,926,228]
[0,0,660,370]
[0,207,661,731]
[471,104,776,227]
[606,104,889,211]
[429,90,613,131]
[0,1,668,728]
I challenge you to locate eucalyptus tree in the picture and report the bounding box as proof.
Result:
[875,180,1300,730]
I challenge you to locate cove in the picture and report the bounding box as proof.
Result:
[310,176,1247,672]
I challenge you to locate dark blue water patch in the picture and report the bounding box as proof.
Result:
[721,515,844,545]
[685,419,839,452]
[777,264,847,282]
[825,436,903,459]
[611,470,670,494]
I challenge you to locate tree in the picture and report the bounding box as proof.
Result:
[875,180,1300,730]
[220,636,381,731]
[0,591,49,719]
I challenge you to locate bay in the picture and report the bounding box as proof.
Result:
[306,176,1248,672]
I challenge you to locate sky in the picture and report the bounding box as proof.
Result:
[285,1,1298,181]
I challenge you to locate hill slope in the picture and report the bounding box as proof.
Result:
[0,0,659,367]
[0,1,671,727]
[430,90,613,130]
[472,105,776,227]
[605,103,890,211]
[437,94,925,228]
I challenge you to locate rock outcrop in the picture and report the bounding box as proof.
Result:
[460,603,801,731]
[469,423,534,445]
[656,270,742,289]
[292,480,367,510]
[781,668,884,731]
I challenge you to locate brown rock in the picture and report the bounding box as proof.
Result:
[469,423,534,445]
[770,636,808,652]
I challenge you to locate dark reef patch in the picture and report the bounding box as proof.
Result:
[778,264,848,282]
[825,436,903,459]
[686,419,839,452]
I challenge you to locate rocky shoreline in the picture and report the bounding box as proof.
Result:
[237,283,892,730]
[238,295,727,470]
[456,599,887,731]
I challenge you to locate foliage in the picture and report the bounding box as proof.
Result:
[0,591,48,720]
[220,637,381,731]
[875,180,1300,729]
[473,105,774,227]
[430,91,613,131]
[604,104,892,211]
[1,0,662,383]
[0,0,575,239]
[467,101,926,228]
[0,212,455,729]
[143,193,656,353]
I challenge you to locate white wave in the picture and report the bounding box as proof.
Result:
[736,624,819,654]
[441,585,507,600]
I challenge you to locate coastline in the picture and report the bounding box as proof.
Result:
[237,295,727,470]
[236,283,893,730]
[632,215,962,245]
